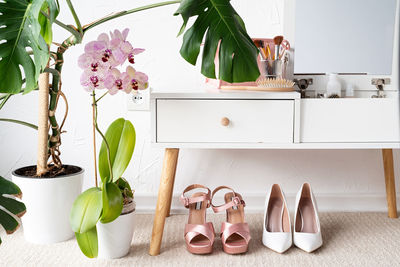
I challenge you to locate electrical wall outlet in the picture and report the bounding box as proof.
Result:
[127,88,150,111]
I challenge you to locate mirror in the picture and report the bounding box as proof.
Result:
[294,0,397,75]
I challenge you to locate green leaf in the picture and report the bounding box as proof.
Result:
[75,227,98,258]
[0,176,25,243]
[0,196,26,218]
[0,176,22,197]
[116,177,134,199]
[39,0,60,45]
[0,209,19,234]
[70,187,102,233]
[0,0,50,94]
[100,183,123,224]
[45,0,59,24]
[99,118,136,183]
[174,0,260,83]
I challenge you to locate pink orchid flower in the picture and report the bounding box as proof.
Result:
[78,29,149,95]
[110,29,145,64]
[80,69,105,92]
[78,53,109,74]
[84,34,120,67]
[104,68,130,95]
[126,66,149,92]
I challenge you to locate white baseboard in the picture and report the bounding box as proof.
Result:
[134,193,400,214]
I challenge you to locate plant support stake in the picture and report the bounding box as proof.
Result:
[37,68,50,176]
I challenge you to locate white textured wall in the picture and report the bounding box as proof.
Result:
[0,0,399,212]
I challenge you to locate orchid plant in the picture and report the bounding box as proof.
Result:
[70,29,142,258]
[79,29,148,186]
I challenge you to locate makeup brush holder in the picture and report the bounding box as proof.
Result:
[259,59,288,79]
[205,37,290,89]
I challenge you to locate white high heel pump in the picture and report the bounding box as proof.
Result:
[293,183,323,252]
[262,184,292,253]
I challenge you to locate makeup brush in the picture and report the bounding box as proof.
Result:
[259,40,268,60]
[258,47,267,60]
[266,44,272,60]
[273,35,284,60]
[253,40,267,60]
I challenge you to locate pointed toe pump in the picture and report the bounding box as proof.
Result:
[211,186,251,254]
[262,184,292,253]
[293,183,323,253]
[180,184,215,254]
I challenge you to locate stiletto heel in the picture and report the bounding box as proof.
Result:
[262,184,292,253]
[211,186,251,254]
[293,183,323,252]
[180,184,215,254]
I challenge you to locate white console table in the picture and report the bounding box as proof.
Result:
[148,90,399,255]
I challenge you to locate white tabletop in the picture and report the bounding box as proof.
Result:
[151,89,300,100]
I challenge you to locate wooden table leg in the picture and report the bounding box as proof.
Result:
[149,148,179,256]
[166,176,176,217]
[382,149,398,218]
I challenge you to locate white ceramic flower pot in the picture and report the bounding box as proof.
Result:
[12,165,83,244]
[97,210,135,259]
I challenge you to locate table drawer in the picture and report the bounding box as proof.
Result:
[156,99,294,143]
[301,98,400,142]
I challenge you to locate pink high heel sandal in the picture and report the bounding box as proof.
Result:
[180,184,215,254]
[211,186,251,254]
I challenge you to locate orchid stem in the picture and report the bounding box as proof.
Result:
[92,93,113,183]
[91,94,98,187]
[95,91,108,103]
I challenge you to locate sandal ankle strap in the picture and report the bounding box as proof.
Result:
[211,186,246,213]
[180,184,211,208]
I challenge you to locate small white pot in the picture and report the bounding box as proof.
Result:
[97,208,135,259]
[12,165,83,244]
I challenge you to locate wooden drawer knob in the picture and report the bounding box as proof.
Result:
[221,117,230,126]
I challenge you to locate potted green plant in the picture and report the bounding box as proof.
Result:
[0,176,26,245]
[69,28,148,258]
[0,0,259,244]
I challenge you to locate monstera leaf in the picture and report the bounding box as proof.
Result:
[38,0,60,45]
[0,0,58,94]
[0,176,26,245]
[175,0,260,83]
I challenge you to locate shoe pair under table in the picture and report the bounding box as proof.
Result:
[181,183,322,254]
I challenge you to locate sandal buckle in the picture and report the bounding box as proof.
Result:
[232,196,240,206]
[180,196,190,207]
[183,197,190,207]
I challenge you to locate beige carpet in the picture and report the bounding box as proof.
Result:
[1,212,399,267]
